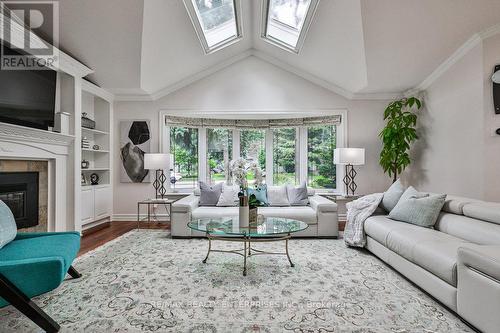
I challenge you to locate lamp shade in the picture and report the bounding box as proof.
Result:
[144,153,170,170]
[334,148,365,166]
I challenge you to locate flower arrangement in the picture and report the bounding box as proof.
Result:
[229,158,263,193]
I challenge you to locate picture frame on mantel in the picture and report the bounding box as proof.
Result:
[119,120,151,183]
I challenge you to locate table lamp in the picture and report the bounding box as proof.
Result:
[144,153,170,199]
[334,148,365,196]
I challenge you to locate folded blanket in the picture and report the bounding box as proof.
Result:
[344,193,384,247]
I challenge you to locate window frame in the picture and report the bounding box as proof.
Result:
[160,110,346,194]
[260,0,321,54]
[183,0,243,54]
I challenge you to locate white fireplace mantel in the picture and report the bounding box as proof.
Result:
[0,122,76,232]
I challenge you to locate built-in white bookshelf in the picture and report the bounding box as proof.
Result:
[79,80,114,229]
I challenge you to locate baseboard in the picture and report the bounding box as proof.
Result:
[112,214,171,222]
[82,221,110,236]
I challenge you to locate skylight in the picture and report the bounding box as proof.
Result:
[184,0,242,54]
[261,0,320,53]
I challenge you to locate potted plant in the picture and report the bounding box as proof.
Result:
[379,97,423,182]
[248,194,263,224]
[229,158,264,226]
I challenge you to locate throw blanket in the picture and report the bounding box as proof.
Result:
[344,193,384,247]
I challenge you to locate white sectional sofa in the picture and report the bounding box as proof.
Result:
[364,195,500,333]
[171,190,338,238]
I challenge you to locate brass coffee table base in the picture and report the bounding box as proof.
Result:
[202,232,294,276]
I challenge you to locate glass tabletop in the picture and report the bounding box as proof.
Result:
[187,216,308,237]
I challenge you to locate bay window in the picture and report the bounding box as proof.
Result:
[164,115,342,192]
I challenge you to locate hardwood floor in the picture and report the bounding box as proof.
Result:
[78,221,169,256]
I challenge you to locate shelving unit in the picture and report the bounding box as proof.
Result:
[79,80,114,230]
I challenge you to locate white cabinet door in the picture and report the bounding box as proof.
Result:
[81,188,95,224]
[94,186,111,220]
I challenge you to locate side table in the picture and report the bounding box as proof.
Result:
[322,195,361,231]
[137,198,177,229]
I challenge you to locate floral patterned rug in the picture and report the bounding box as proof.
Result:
[0,230,473,332]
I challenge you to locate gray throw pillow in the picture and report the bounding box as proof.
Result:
[199,182,223,206]
[287,182,309,206]
[381,179,405,212]
[0,200,17,249]
[389,186,447,228]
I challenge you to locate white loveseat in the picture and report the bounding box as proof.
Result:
[364,195,500,333]
[171,189,338,238]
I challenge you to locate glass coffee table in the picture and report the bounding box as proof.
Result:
[187,216,308,276]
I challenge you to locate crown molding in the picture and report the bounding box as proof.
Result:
[406,23,500,96]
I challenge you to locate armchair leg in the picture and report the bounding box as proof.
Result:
[67,266,82,279]
[0,273,60,333]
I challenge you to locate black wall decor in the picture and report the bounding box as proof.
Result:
[494,65,500,114]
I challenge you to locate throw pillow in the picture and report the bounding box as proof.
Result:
[0,200,17,249]
[389,186,447,228]
[381,179,405,212]
[267,186,290,207]
[199,182,223,206]
[248,184,268,206]
[287,182,309,206]
[216,185,239,207]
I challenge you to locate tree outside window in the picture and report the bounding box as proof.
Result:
[273,127,298,185]
[207,128,233,184]
[170,127,199,189]
[307,125,336,189]
[240,129,266,184]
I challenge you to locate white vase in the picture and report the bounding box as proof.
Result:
[239,206,249,228]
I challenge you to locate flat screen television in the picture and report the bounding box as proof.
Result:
[0,47,57,130]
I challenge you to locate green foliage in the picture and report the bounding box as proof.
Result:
[310,175,333,188]
[379,97,422,182]
[248,194,263,209]
[307,126,336,189]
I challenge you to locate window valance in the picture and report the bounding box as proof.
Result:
[165,115,341,129]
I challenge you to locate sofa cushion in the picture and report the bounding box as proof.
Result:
[463,202,500,225]
[365,216,469,286]
[389,187,446,228]
[259,206,317,224]
[380,179,405,212]
[287,182,309,206]
[199,182,223,206]
[216,185,239,207]
[0,200,17,250]
[192,207,239,220]
[386,225,469,286]
[442,195,479,215]
[267,186,290,207]
[248,185,268,206]
[435,212,500,245]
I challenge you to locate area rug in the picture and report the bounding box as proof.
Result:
[0,230,473,332]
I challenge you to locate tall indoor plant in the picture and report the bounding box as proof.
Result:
[379,97,423,182]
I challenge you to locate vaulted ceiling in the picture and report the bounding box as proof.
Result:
[55,0,500,99]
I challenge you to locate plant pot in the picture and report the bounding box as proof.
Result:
[249,207,258,224]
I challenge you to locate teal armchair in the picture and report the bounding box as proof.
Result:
[0,231,82,332]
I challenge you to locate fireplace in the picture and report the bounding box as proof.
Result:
[0,172,39,229]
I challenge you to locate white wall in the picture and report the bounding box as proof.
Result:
[113,56,393,218]
[405,35,500,202]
